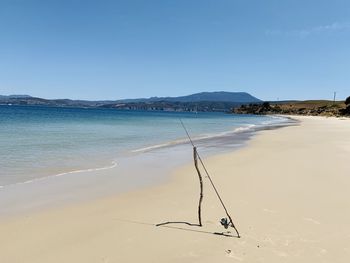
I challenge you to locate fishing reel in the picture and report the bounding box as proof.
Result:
[220,217,241,238]
[220,217,231,229]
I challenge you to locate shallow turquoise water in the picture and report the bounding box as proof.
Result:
[0,105,287,186]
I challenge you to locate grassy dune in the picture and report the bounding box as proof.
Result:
[234,100,349,116]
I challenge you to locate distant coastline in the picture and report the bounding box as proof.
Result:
[2,93,349,116]
[0,91,261,112]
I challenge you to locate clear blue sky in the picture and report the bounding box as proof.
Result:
[0,0,349,101]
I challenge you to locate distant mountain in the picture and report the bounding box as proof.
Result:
[118,91,261,103]
[0,91,262,112]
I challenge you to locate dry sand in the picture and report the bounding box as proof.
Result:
[1,116,350,263]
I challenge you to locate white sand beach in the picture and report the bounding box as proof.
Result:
[1,116,350,263]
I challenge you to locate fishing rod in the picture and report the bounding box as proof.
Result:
[180,119,240,238]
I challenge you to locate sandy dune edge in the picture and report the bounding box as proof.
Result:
[1,116,350,263]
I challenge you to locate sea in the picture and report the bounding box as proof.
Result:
[0,105,298,216]
[0,105,293,188]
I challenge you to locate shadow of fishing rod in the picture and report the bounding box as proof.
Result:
[161,224,237,238]
[156,221,200,227]
[113,218,238,238]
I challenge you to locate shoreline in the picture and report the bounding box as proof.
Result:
[1,116,350,262]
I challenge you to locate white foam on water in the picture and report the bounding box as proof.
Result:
[131,123,260,153]
[0,160,118,190]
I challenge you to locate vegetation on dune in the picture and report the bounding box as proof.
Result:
[346,96,350,105]
[341,96,350,115]
[233,97,350,117]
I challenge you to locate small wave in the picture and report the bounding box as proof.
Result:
[131,138,190,153]
[232,124,256,132]
[0,161,118,190]
[132,124,259,153]
[51,160,118,178]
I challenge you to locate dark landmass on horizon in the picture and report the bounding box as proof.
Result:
[0,92,261,112]
[1,92,349,116]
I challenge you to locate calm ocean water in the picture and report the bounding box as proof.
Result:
[0,105,289,186]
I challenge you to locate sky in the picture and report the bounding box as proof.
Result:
[0,0,349,101]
